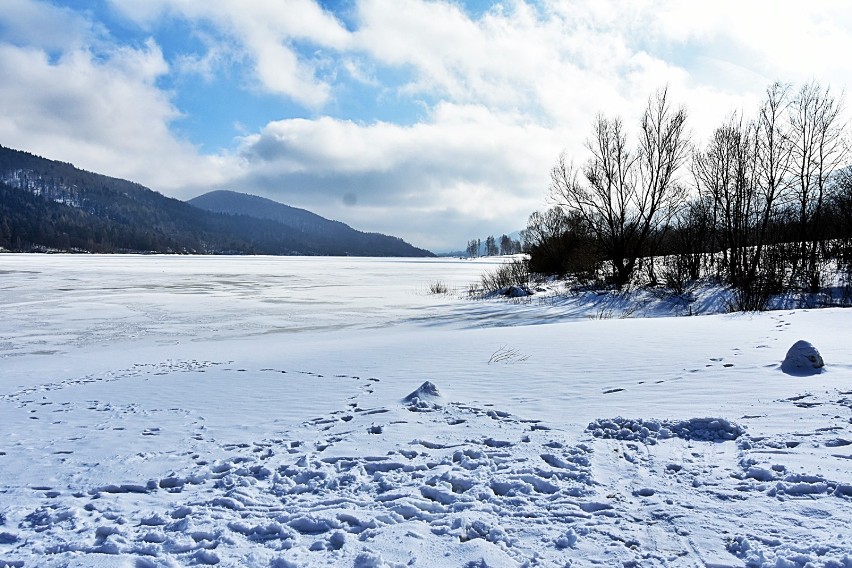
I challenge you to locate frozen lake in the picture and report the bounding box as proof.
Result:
[1,254,851,567]
[0,255,506,342]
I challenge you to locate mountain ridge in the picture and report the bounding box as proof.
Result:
[188,190,434,257]
[0,145,433,257]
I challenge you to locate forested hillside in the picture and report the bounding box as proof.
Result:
[189,190,434,257]
[0,146,433,257]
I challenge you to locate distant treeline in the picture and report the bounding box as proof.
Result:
[525,82,852,310]
[465,234,522,257]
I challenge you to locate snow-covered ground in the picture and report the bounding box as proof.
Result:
[1,254,850,567]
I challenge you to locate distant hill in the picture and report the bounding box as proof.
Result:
[188,190,434,257]
[0,145,433,257]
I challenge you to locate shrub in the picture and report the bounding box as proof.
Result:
[428,280,449,295]
[525,208,602,278]
[479,258,530,294]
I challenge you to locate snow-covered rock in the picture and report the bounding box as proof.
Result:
[403,381,441,402]
[402,381,442,411]
[501,285,532,298]
[781,339,824,375]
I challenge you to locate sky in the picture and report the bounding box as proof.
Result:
[2,1,852,251]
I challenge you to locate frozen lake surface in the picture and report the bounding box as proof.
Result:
[1,255,851,567]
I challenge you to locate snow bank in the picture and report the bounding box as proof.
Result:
[587,416,746,444]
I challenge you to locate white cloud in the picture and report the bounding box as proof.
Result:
[238,102,557,201]
[0,38,238,194]
[355,0,563,111]
[107,0,350,107]
[173,35,236,82]
[0,0,97,51]
[231,102,558,249]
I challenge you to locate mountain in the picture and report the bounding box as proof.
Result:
[188,190,434,257]
[0,145,433,257]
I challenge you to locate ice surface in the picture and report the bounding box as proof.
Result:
[0,255,851,567]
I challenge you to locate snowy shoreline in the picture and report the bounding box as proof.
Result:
[1,255,850,567]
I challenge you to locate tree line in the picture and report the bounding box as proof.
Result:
[466,234,523,258]
[525,82,852,309]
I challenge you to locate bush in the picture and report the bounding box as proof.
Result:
[479,258,530,294]
[728,245,787,311]
[525,209,601,278]
[660,254,696,295]
[428,280,449,295]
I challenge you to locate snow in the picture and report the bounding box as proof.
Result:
[1,254,851,567]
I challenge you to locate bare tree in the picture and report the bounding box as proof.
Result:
[664,193,715,284]
[688,83,812,309]
[523,209,568,258]
[788,81,849,291]
[499,234,512,255]
[752,82,794,275]
[484,235,498,256]
[524,207,598,276]
[690,84,794,290]
[466,239,480,258]
[693,115,757,286]
[550,87,689,287]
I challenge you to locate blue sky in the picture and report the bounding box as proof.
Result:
[2,0,852,251]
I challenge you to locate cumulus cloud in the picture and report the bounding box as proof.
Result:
[0,0,97,51]
[237,103,556,205]
[0,34,237,193]
[227,100,561,249]
[107,0,350,107]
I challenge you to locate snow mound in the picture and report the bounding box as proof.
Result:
[781,339,825,375]
[501,285,532,298]
[402,381,442,411]
[727,534,852,568]
[587,416,745,444]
